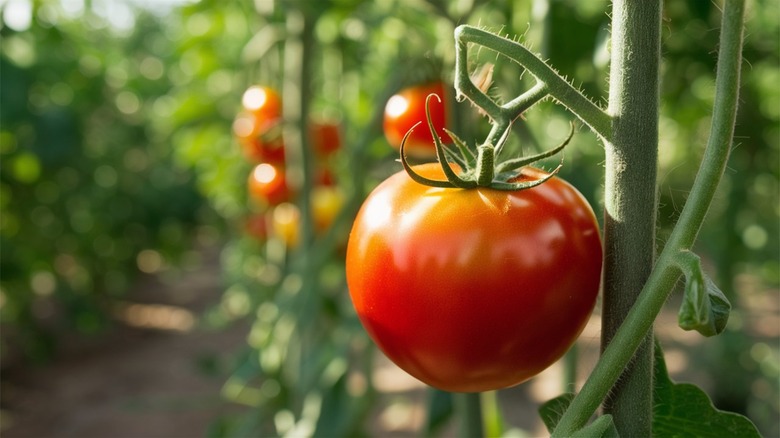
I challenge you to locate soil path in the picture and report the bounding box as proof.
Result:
[2,246,251,438]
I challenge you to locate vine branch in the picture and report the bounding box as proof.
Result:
[454,25,611,141]
[551,0,746,434]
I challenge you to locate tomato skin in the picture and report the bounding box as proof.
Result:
[383,82,452,157]
[345,163,602,393]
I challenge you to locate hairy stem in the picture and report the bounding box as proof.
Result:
[454,25,611,140]
[599,1,662,435]
[551,0,745,435]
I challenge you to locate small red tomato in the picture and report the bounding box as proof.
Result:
[248,163,291,206]
[309,120,342,157]
[233,112,286,163]
[243,214,268,241]
[346,163,602,393]
[383,81,452,157]
[234,86,285,163]
[315,167,336,187]
[242,85,282,120]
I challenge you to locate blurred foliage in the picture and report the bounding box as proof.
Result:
[0,0,777,436]
[0,3,209,361]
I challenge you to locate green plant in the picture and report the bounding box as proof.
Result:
[0,5,205,361]
[152,0,776,436]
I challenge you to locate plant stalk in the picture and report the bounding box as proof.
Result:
[455,392,484,438]
[599,1,662,435]
[551,0,745,434]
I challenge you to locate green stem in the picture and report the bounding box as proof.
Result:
[454,25,611,141]
[475,145,496,186]
[599,1,662,435]
[284,7,320,402]
[455,392,484,438]
[551,0,745,435]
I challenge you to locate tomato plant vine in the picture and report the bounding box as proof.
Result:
[444,0,755,436]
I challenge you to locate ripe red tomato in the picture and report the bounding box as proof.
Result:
[242,85,282,120]
[233,113,286,163]
[248,163,291,206]
[234,86,285,163]
[346,163,602,392]
[309,120,341,157]
[383,81,452,157]
[243,214,268,241]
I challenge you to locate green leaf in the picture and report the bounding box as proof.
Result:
[540,393,575,433]
[675,250,731,336]
[653,342,761,437]
[540,394,617,437]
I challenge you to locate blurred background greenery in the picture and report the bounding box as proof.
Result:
[0,0,777,437]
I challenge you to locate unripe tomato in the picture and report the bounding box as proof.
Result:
[346,163,602,392]
[248,163,291,207]
[311,185,345,232]
[271,202,300,247]
[383,81,452,157]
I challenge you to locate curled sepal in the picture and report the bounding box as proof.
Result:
[491,159,563,191]
[674,250,731,337]
[496,122,574,174]
[424,94,477,189]
[399,122,457,188]
[443,128,476,167]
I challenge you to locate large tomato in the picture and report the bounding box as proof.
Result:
[383,81,452,157]
[346,163,602,393]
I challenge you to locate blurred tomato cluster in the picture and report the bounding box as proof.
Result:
[233,85,345,248]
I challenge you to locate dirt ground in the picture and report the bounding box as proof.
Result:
[1,244,777,437]
[1,247,253,438]
[0,244,552,438]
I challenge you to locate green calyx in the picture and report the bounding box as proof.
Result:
[400,94,573,191]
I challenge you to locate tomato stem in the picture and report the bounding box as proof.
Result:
[475,145,495,187]
[454,25,611,141]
